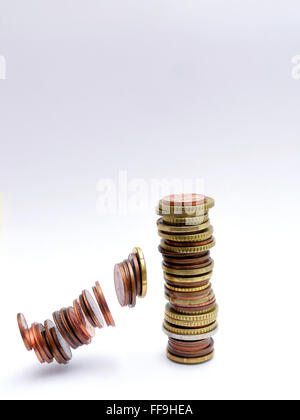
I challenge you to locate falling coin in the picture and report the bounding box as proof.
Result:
[92,282,115,327]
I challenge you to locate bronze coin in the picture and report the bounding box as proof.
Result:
[162,193,206,207]
[29,324,45,364]
[124,260,136,308]
[169,337,212,350]
[73,299,95,338]
[163,253,210,265]
[32,323,53,363]
[165,287,212,300]
[164,238,213,247]
[171,299,216,313]
[92,282,115,327]
[128,253,142,297]
[65,307,91,345]
[168,339,214,358]
[17,313,32,351]
[163,259,212,270]
[44,320,68,364]
[80,290,104,329]
[60,308,83,347]
[121,261,132,305]
[114,263,129,307]
[53,310,79,349]
[50,320,72,363]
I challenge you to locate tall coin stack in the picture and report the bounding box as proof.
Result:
[156,193,218,364]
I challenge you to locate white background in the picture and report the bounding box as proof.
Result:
[1,0,300,400]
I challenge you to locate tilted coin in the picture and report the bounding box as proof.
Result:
[17,313,32,351]
[124,260,136,308]
[133,247,147,298]
[44,320,67,365]
[53,310,79,349]
[81,290,104,329]
[114,263,129,307]
[128,252,141,297]
[92,281,115,327]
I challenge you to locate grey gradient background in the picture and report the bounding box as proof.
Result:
[1,0,300,399]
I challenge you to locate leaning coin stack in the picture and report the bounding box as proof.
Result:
[114,247,147,308]
[17,281,115,365]
[156,193,218,364]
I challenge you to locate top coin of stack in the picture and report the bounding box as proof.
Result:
[156,193,218,364]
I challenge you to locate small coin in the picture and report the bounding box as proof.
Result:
[17,313,32,351]
[171,300,217,314]
[81,290,104,329]
[92,281,115,327]
[122,261,132,305]
[129,253,142,297]
[163,320,217,336]
[157,217,210,233]
[163,252,210,265]
[163,258,213,271]
[124,260,136,308]
[165,283,211,293]
[168,338,214,358]
[168,337,213,350]
[160,238,215,253]
[53,310,79,349]
[166,349,214,364]
[29,323,45,363]
[158,226,213,242]
[73,299,95,338]
[161,214,209,226]
[32,323,53,363]
[44,320,66,364]
[65,306,91,345]
[133,247,147,298]
[165,303,218,322]
[162,193,207,207]
[163,261,214,276]
[114,263,129,307]
[163,324,218,341]
[60,308,83,347]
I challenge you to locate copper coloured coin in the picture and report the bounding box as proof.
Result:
[17,313,32,351]
[163,253,210,265]
[53,310,79,349]
[163,259,212,270]
[165,287,212,300]
[73,299,95,338]
[171,299,216,313]
[32,323,53,363]
[92,282,115,327]
[81,290,104,329]
[65,307,91,345]
[165,238,213,247]
[162,194,206,207]
[114,263,129,307]
[122,261,132,305]
[129,253,142,297]
[60,308,83,347]
[124,260,136,308]
[50,320,72,363]
[169,337,212,350]
[44,320,68,364]
[29,324,45,364]
[168,339,214,358]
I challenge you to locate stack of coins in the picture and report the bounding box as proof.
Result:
[17,281,115,365]
[156,193,218,364]
[114,247,147,308]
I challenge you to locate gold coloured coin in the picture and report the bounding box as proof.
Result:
[165,303,218,322]
[133,247,147,298]
[165,290,215,306]
[162,261,214,276]
[161,214,209,226]
[157,196,214,217]
[166,349,214,364]
[164,271,213,284]
[157,218,210,233]
[158,226,213,242]
[164,314,217,328]
[160,238,215,254]
[165,283,211,293]
[163,320,217,335]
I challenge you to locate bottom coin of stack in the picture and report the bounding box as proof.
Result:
[17,281,115,365]
[156,193,218,364]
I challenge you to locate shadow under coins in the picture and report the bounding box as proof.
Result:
[11,354,119,387]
